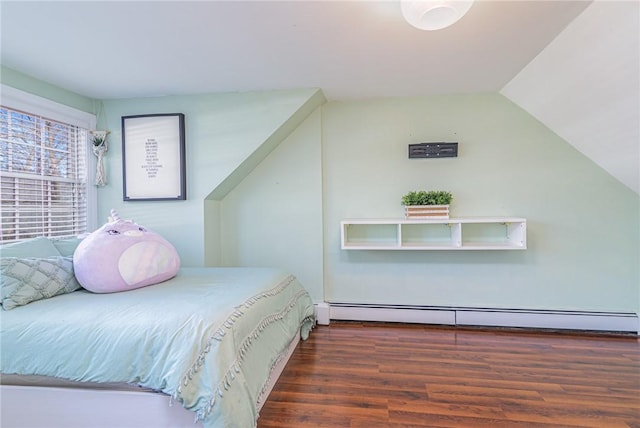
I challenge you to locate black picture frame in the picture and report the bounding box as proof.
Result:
[121,113,186,201]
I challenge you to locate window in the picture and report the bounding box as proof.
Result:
[0,86,96,242]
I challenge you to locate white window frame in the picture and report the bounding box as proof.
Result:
[1,84,98,236]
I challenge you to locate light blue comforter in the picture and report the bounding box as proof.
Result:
[1,267,315,427]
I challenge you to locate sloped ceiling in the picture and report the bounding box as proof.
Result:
[1,0,637,194]
[502,1,639,194]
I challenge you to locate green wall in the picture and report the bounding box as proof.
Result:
[219,108,324,302]
[322,94,639,313]
[96,89,322,266]
[1,66,96,114]
[3,68,637,315]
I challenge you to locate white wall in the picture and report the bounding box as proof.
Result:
[322,94,639,313]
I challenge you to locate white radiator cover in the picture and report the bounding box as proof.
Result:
[319,303,639,334]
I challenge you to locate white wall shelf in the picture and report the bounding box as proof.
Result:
[341,217,526,250]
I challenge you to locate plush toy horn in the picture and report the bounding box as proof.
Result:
[110,209,121,222]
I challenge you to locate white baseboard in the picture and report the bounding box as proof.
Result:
[314,302,330,325]
[330,305,455,325]
[456,309,638,332]
[326,303,639,334]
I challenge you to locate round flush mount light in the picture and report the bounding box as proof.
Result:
[401,0,474,31]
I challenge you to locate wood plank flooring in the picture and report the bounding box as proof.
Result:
[258,322,640,428]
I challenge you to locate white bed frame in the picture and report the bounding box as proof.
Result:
[1,333,300,428]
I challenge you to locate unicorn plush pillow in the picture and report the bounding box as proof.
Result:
[73,210,180,293]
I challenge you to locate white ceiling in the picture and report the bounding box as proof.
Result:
[1,0,638,194]
[502,0,639,195]
[1,0,590,100]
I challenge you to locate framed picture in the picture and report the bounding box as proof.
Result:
[121,113,186,201]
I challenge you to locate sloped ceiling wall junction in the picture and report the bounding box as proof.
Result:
[501,1,640,195]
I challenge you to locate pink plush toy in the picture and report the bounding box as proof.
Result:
[73,209,180,293]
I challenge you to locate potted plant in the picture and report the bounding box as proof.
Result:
[92,133,107,148]
[90,130,110,186]
[401,190,452,219]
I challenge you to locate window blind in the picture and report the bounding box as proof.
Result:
[0,106,88,242]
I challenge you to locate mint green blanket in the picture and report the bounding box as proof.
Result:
[1,267,315,427]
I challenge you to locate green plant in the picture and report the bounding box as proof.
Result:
[92,135,106,147]
[401,190,452,206]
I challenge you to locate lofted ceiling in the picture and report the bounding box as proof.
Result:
[1,0,638,194]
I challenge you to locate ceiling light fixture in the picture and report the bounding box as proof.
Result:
[401,0,474,31]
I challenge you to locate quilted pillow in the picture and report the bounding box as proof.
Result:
[0,257,81,310]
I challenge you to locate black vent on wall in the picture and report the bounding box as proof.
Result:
[408,142,458,158]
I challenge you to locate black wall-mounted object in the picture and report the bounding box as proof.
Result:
[408,142,458,158]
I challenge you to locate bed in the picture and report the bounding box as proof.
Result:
[0,249,315,428]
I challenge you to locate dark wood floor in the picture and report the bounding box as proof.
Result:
[258,322,640,428]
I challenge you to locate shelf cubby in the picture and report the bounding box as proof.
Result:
[341,217,526,250]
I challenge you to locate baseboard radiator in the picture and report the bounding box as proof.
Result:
[314,303,639,334]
